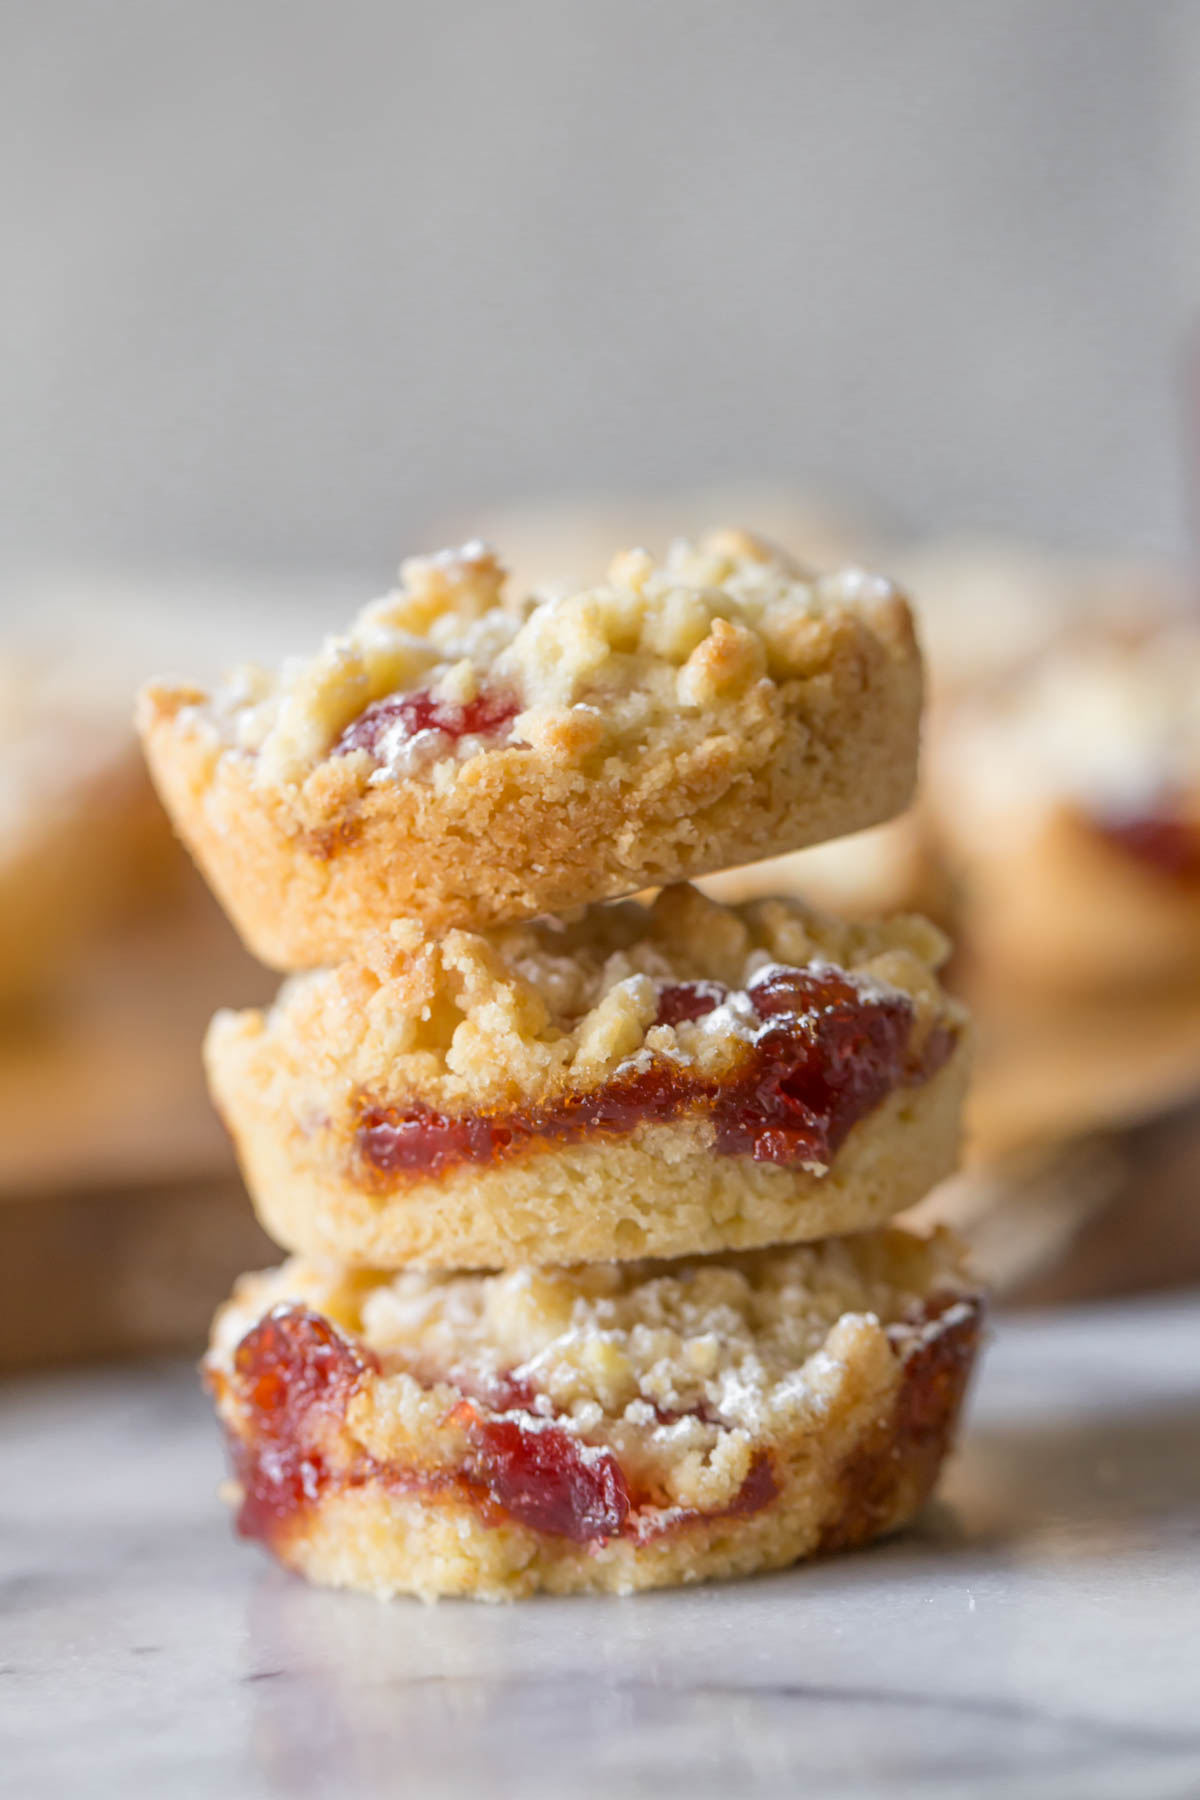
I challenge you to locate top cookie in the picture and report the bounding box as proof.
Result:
[138,531,922,967]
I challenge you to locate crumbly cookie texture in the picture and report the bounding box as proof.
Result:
[206,1226,983,1601]
[206,884,968,1268]
[931,627,1200,989]
[138,532,922,964]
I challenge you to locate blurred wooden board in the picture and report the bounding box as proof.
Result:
[0,1173,275,1370]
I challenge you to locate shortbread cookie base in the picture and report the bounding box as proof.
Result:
[207,1229,982,1600]
[139,560,920,964]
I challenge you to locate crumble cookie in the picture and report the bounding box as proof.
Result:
[206,1225,983,1600]
[205,885,968,1269]
[930,625,1200,990]
[138,532,922,965]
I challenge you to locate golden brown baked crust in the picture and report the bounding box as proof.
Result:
[205,885,968,1268]
[138,533,922,965]
[206,1227,983,1600]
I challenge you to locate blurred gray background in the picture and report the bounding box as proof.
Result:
[3,0,1198,584]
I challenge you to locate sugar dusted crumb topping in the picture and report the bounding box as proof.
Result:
[210,1228,970,1515]
[210,884,955,1114]
[178,531,911,789]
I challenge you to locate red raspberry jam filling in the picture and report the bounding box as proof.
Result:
[1092,807,1200,883]
[356,963,953,1185]
[451,1404,632,1542]
[654,981,729,1026]
[218,1305,380,1542]
[215,1305,781,1548]
[334,684,519,761]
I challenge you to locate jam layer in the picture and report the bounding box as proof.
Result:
[355,965,955,1186]
[335,685,519,761]
[215,1305,780,1550]
[223,1305,380,1543]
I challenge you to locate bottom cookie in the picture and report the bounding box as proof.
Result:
[206,1227,983,1601]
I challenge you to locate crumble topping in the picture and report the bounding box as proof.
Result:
[208,884,955,1116]
[210,1228,971,1517]
[173,531,912,790]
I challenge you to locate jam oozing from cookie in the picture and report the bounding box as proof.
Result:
[335,685,520,760]
[356,963,949,1184]
[1093,808,1200,882]
[220,1305,380,1541]
[218,1310,779,1547]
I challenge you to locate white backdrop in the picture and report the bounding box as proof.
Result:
[2,1,1197,582]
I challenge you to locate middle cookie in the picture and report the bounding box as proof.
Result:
[206,884,968,1270]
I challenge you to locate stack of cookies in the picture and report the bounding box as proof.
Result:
[139,531,983,1601]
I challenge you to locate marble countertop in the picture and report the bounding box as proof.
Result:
[4,1291,1199,1800]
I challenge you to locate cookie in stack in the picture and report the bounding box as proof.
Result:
[139,530,983,1601]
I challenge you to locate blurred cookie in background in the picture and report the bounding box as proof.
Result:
[0,648,184,1011]
[929,622,1200,993]
[699,812,955,933]
[963,972,1200,1165]
[898,548,1200,1305]
[0,562,352,1014]
[0,573,304,1368]
[692,536,1200,1307]
[888,536,1187,699]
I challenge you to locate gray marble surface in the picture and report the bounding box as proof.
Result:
[3,1292,1199,1800]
